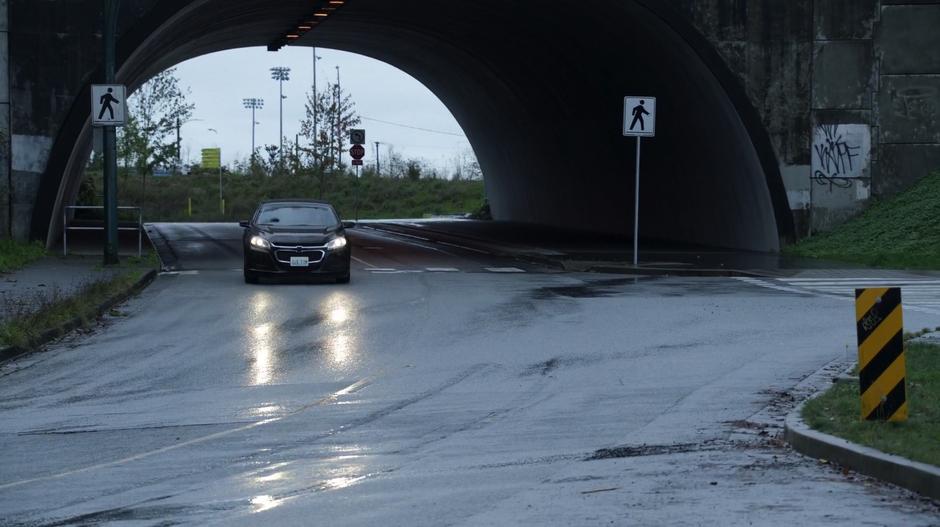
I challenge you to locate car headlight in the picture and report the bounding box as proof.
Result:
[249,235,271,250]
[326,236,347,250]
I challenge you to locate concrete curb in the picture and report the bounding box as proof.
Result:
[785,391,940,501]
[0,268,158,363]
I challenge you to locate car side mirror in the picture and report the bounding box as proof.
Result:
[342,221,356,229]
[238,220,250,228]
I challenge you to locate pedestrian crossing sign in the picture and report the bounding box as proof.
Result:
[623,96,656,137]
[91,84,126,127]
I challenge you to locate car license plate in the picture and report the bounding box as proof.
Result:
[290,256,309,267]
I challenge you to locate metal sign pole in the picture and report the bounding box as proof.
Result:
[355,165,360,221]
[102,0,120,265]
[634,136,641,267]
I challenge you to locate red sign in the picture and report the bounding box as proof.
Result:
[349,144,366,160]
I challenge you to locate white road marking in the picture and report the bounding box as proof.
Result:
[351,255,379,268]
[737,276,940,315]
[426,268,460,272]
[0,377,375,491]
[371,270,425,274]
[779,278,940,283]
[485,267,526,273]
[437,241,492,255]
[367,268,398,272]
[385,231,432,242]
[177,270,199,276]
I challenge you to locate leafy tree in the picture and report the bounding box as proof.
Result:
[300,81,361,170]
[118,68,195,187]
[405,160,422,181]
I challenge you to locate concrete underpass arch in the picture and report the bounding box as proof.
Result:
[35,0,795,252]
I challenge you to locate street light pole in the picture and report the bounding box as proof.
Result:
[102,0,120,265]
[312,48,319,150]
[335,66,342,167]
[375,141,381,176]
[270,67,291,170]
[242,98,264,163]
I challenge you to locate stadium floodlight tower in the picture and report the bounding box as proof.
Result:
[269,67,291,165]
[242,98,264,160]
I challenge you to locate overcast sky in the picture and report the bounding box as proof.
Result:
[170,47,475,173]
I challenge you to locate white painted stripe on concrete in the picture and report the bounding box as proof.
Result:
[485,267,526,273]
[351,256,379,268]
[781,278,940,283]
[438,241,491,255]
[426,267,460,272]
[735,277,813,295]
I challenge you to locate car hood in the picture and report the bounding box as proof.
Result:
[255,226,340,246]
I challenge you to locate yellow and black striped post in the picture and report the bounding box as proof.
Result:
[855,287,907,422]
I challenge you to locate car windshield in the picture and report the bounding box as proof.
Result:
[256,205,337,227]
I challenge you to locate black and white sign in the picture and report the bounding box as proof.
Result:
[91,84,127,127]
[623,96,656,137]
[349,129,365,145]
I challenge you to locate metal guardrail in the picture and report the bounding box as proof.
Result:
[63,206,142,257]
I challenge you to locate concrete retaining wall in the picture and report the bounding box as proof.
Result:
[3,1,940,243]
[0,0,9,239]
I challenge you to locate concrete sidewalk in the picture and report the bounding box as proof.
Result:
[1,229,152,325]
[0,256,126,324]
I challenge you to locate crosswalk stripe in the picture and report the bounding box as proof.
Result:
[426,267,460,272]
[739,276,940,314]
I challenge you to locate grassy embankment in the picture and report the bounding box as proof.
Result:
[785,171,940,269]
[0,240,47,273]
[84,170,486,223]
[803,342,940,467]
[0,256,156,351]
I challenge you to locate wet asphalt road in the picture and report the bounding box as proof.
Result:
[1,223,938,526]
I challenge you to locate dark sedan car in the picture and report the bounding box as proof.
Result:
[240,200,353,284]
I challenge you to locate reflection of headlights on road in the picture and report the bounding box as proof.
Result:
[250,236,271,250]
[326,236,347,251]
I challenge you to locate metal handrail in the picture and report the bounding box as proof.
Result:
[63,206,142,257]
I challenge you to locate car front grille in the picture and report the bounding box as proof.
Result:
[272,245,326,264]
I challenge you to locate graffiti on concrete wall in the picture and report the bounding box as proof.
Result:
[811,124,871,191]
[809,123,872,232]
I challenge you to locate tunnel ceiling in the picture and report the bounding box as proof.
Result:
[43,0,794,252]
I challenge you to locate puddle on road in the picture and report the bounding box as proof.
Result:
[528,276,766,300]
[529,278,644,299]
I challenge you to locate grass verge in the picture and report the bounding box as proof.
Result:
[785,171,940,269]
[0,239,47,273]
[803,342,940,467]
[0,265,154,351]
[83,170,486,223]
